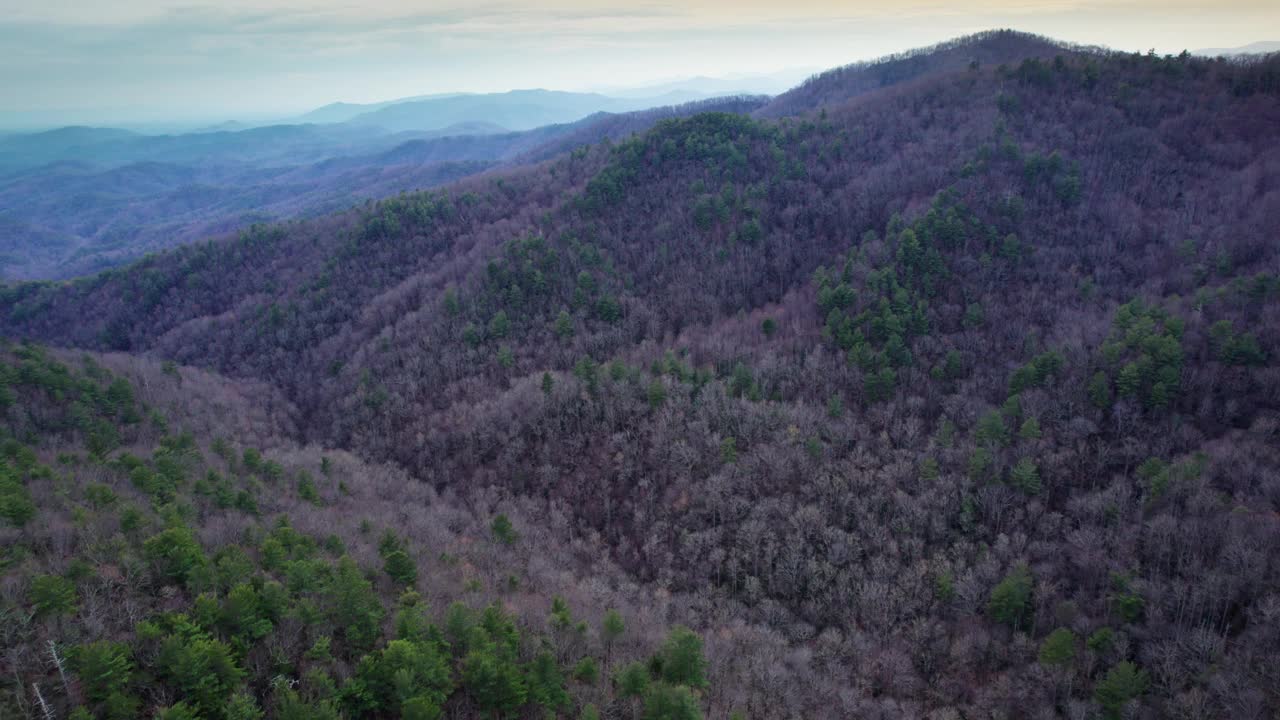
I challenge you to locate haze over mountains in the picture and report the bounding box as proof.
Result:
[2,26,1280,720]
[1193,40,1280,56]
[0,84,776,279]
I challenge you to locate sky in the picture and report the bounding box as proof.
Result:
[1,0,1277,127]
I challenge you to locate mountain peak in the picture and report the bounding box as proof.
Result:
[758,29,1099,117]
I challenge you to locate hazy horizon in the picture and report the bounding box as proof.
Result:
[2,0,1278,129]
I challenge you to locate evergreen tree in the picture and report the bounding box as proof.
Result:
[143,526,206,586]
[350,638,452,716]
[602,609,625,657]
[1010,457,1041,495]
[488,311,511,339]
[554,310,574,339]
[615,661,650,698]
[1088,371,1112,409]
[1019,417,1042,441]
[72,640,133,705]
[988,564,1034,630]
[496,345,514,369]
[221,583,273,641]
[655,626,707,688]
[647,379,668,409]
[461,639,527,718]
[643,684,703,720]
[1038,628,1076,668]
[1095,661,1148,719]
[156,635,245,718]
[29,574,77,617]
[384,550,418,586]
[527,650,570,711]
[573,657,599,685]
[491,514,518,545]
[327,557,385,655]
[975,410,1010,447]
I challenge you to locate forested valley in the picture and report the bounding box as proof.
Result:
[2,30,1279,720]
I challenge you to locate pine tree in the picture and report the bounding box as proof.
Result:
[647,379,667,409]
[975,410,1009,447]
[656,626,707,688]
[643,684,703,720]
[527,651,569,711]
[384,550,418,586]
[461,641,527,717]
[554,310,574,339]
[1088,371,1112,409]
[1038,628,1076,668]
[602,609,625,654]
[615,661,650,698]
[1010,458,1041,495]
[71,640,133,705]
[491,514,518,546]
[1019,417,1042,441]
[488,311,511,339]
[327,557,385,655]
[1095,661,1148,718]
[988,564,1034,630]
[143,526,207,586]
[29,574,77,617]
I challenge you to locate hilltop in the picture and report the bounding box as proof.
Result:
[758,29,1100,116]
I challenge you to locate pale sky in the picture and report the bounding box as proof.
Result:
[1,0,1276,126]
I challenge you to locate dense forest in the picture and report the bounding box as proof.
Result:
[2,29,1280,719]
[0,345,736,719]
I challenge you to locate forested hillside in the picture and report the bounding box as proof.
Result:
[3,30,1280,719]
[0,344,765,719]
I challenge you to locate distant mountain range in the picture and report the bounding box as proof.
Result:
[0,96,767,278]
[336,90,659,133]
[1193,40,1280,56]
[0,121,505,175]
[287,87,777,134]
[0,73,792,280]
[598,68,816,99]
[0,42,1273,281]
[291,93,470,125]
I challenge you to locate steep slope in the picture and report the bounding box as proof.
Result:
[0,344,796,719]
[3,40,1280,718]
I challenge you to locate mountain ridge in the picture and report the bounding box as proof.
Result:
[0,97,766,279]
